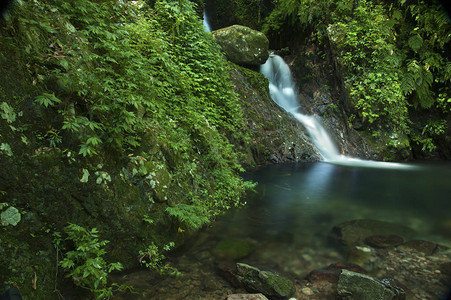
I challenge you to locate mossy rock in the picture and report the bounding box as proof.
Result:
[213,238,254,260]
[235,263,295,298]
[212,25,269,67]
[337,269,405,300]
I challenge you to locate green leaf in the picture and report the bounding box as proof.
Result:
[0,143,13,157]
[1,206,21,226]
[408,35,423,52]
[80,169,90,183]
[35,93,62,108]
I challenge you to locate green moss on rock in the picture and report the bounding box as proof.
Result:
[213,239,254,260]
[212,25,269,66]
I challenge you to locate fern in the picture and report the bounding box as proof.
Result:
[165,204,210,230]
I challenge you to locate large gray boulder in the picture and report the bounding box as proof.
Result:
[212,25,269,66]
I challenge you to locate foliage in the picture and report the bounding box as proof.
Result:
[263,0,451,154]
[328,1,409,132]
[166,203,210,230]
[0,204,21,226]
[2,0,253,227]
[59,224,125,299]
[138,242,180,276]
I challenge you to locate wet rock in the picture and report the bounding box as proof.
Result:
[365,235,404,248]
[217,261,241,287]
[235,263,295,299]
[327,262,367,274]
[226,294,269,300]
[213,238,254,260]
[308,262,367,285]
[307,269,341,284]
[330,219,416,246]
[337,269,406,300]
[346,246,373,266]
[400,240,438,255]
[212,25,269,66]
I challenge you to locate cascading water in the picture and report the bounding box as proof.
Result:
[261,54,415,169]
[203,9,212,32]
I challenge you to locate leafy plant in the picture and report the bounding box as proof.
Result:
[138,242,180,276]
[59,223,124,299]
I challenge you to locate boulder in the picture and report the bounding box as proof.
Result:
[337,269,406,300]
[212,25,269,66]
[235,263,295,299]
[330,219,416,246]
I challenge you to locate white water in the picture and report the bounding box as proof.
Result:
[203,9,211,32]
[261,54,415,169]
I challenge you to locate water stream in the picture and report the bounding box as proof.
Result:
[261,54,415,169]
[203,8,211,32]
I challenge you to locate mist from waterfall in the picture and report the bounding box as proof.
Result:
[261,54,415,169]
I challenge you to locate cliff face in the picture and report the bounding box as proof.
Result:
[230,65,320,165]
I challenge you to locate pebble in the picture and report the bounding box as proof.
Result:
[301,287,314,295]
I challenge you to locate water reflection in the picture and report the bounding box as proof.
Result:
[221,162,451,247]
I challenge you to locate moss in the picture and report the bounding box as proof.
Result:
[262,270,296,298]
[213,239,254,260]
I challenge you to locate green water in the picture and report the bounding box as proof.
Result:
[213,162,451,246]
[114,162,451,299]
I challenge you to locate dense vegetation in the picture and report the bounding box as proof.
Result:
[1,0,450,298]
[0,0,255,298]
[263,0,451,157]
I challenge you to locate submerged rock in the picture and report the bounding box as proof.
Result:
[212,25,269,66]
[330,219,416,246]
[308,262,367,285]
[400,240,438,255]
[337,269,406,300]
[235,263,295,299]
[213,238,254,260]
[365,235,404,248]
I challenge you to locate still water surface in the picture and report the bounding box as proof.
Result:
[214,162,451,246]
[115,162,451,299]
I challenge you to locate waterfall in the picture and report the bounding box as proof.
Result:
[203,9,211,32]
[261,54,415,169]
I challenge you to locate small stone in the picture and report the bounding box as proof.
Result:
[301,287,314,295]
